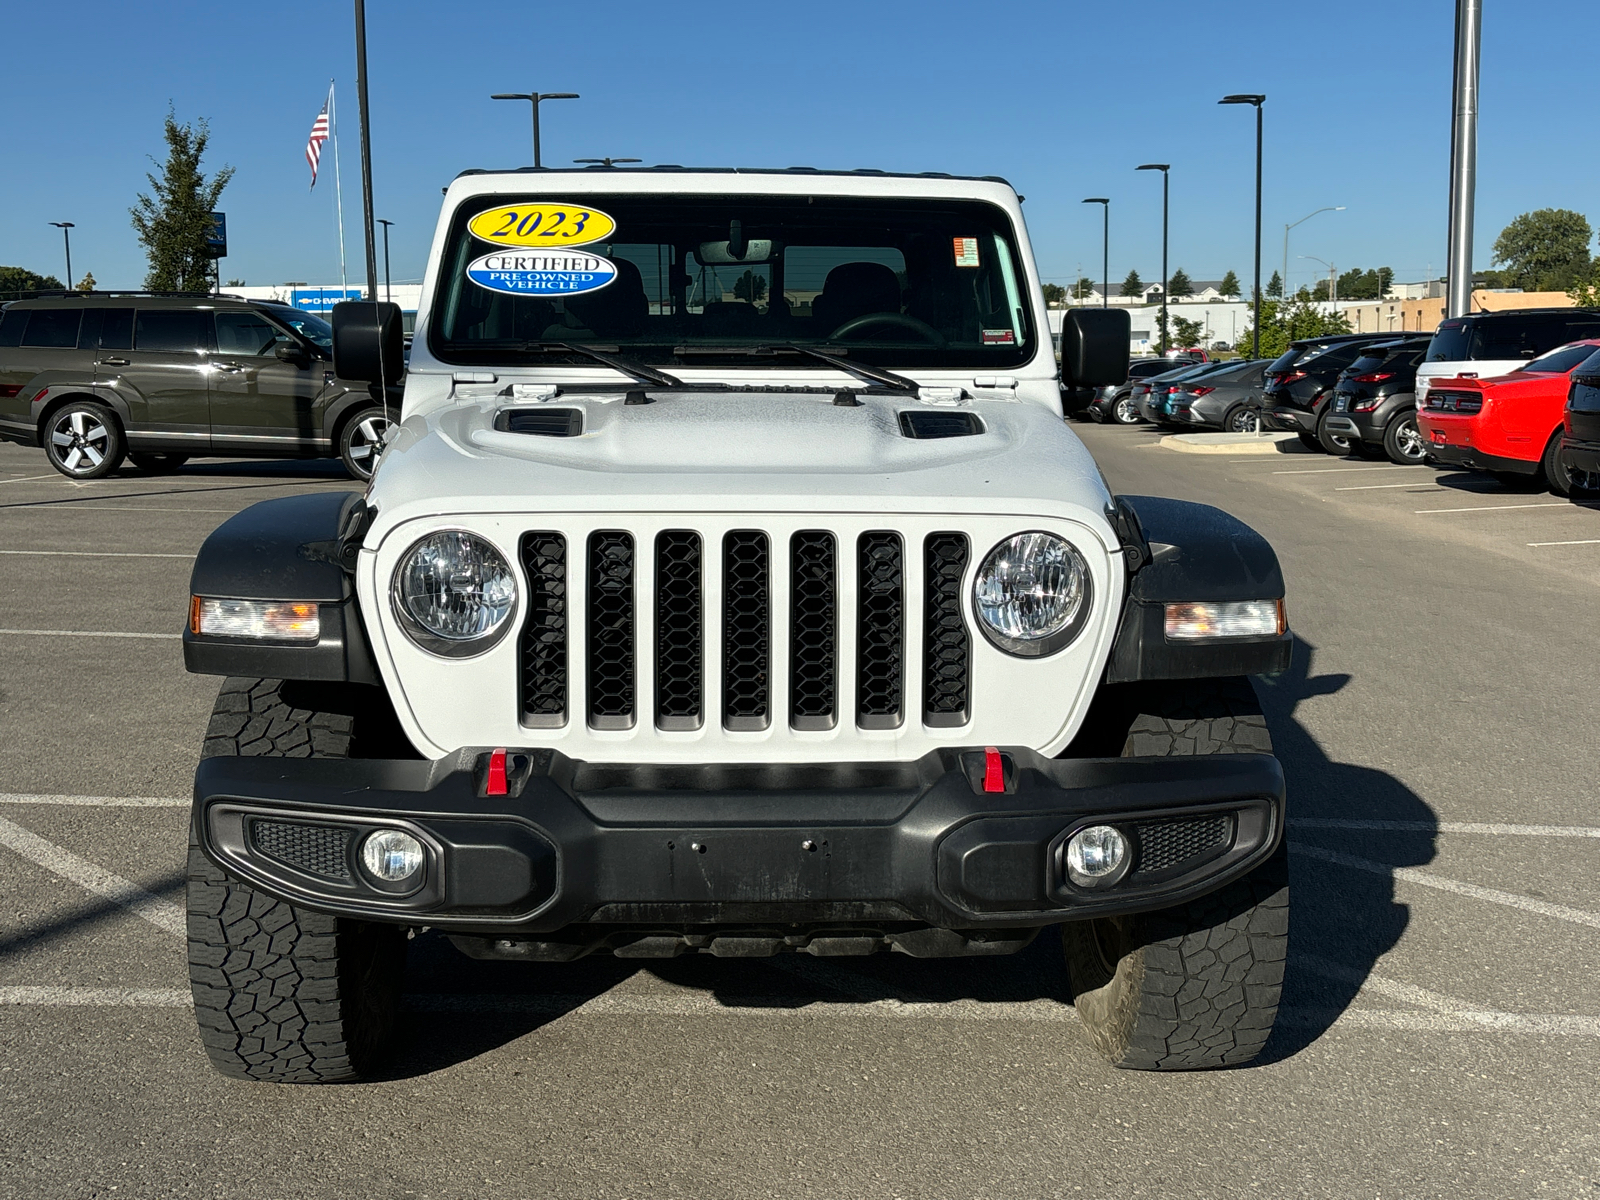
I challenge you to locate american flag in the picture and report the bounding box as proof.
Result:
[305,89,331,190]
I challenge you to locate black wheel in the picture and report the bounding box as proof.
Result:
[187,678,410,1083]
[1315,408,1353,456]
[1383,413,1427,465]
[43,400,125,479]
[1111,393,1143,425]
[1062,679,1289,1071]
[1542,429,1572,497]
[339,405,393,481]
[1221,403,1260,434]
[129,452,189,474]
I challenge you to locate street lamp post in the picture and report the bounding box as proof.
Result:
[1135,164,1170,353]
[1218,94,1265,358]
[1081,198,1109,308]
[1283,206,1344,300]
[377,218,394,304]
[490,91,580,168]
[48,222,74,290]
[1300,255,1337,306]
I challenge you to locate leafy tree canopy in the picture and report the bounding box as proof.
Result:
[0,266,64,299]
[1041,282,1066,305]
[1120,269,1143,297]
[1172,315,1205,349]
[130,108,235,292]
[1167,267,1194,297]
[1235,296,1351,361]
[1491,208,1592,292]
[76,272,96,292]
[1073,277,1097,300]
[1218,270,1241,298]
[732,269,767,304]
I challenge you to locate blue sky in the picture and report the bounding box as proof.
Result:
[5,1,1595,297]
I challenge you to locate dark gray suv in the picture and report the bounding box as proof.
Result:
[0,293,394,480]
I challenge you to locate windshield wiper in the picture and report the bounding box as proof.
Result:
[670,343,918,393]
[529,341,687,389]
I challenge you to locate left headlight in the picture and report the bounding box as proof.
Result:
[973,531,1093,657]
[392,530,517,657]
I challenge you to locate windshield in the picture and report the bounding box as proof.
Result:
[1524,342,1599,374]
[429,194,1035,370]
[272,309,334,349]
[1429,315,1600,363]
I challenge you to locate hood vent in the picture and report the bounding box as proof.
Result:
[898,410,984,440]
[496,407,583,437]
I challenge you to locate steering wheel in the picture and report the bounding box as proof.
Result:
[828,312,948,347]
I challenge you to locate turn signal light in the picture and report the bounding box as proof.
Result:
[190,596,320,641]
[1164,599,1285,640]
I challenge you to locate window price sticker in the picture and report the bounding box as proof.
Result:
[953,237,980,268]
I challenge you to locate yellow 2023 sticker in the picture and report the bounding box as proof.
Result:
[468,203,615,248]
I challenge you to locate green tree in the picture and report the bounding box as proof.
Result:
[1266,270,1283,299]
[1218,270,1241,299]
[732,269,767,304]
[76,271,97,292]
[1041,282,1066,305]
[1167,267,1194,297]
[1073,276,1097,301]
[1172,315,1205,349]
[1235,296,1351,361]
[0,266,65,299]
[1491,208,1593,292]
[1120,269,1144,298]
[130,108,235,292]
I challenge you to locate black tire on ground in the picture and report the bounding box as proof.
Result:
[1221,403,1259,434]
[128,452,190,474]
[186,677,410,1083]
[1542,429,1572,497]
[1296,431,1321,452]
[1491,469,1543,491]
[1111,393,1142,425]
[42,399,126,479]
[1315,408,1353,456]
[338,405,393,481]
[1382,413,1427,465]
[1062,678,1289,1071]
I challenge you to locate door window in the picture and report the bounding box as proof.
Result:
[97,308,134,350]
[135,310,211,352]
[21,308,83,348]
[214,311,288,356]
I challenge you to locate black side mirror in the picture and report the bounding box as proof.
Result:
[274,341,309,365]
[331,301,404,386]
[1060,308,1131,388]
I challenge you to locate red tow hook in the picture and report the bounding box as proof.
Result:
[983,746,1005,793]
[486,747,509,796]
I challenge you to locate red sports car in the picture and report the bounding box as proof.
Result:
[1417,338,1600,492]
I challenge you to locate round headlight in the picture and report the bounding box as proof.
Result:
[973,532,1092,656]
[392,530,517,657]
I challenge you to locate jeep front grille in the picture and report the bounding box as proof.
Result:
[517,526,973,734]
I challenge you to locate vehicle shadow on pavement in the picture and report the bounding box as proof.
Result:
[1252,636,1438,1064]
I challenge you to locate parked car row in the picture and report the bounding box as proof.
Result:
[1074,307,1600,483]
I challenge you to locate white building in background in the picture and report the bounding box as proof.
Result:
[229,284,424,332]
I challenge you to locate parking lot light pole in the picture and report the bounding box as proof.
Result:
[1081,198,1109,308]
[490,91,580,168]
[1301,255,1336,305]
[1283,206,1344,301]
[377,219,394,304]
[1218,94,1265,358]
[48,222,74,290]
[1136,164,1170,352]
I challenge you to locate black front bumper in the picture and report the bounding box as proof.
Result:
[195,748,1285,950]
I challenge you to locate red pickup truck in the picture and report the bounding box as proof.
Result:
[1416,338,1600,493]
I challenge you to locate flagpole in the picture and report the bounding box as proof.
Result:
[330,80,349,296]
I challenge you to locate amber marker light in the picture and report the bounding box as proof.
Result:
[191,598,321,641]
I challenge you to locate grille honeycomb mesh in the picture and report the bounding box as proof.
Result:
[1132,815,1231,876]
[250,820,350,880]
[923,532,971,722]
[789,532,837,727]
[655,532,703,727]
[587,531,636,726]
[857,532,904,725]
[722,531,771,729]
[519,532,567,724]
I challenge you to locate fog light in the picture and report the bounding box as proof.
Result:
[361,829,424,883]
[1065,825,1128,888]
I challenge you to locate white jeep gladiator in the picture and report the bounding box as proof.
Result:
[182,167,1292,1083]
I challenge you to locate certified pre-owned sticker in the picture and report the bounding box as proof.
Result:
[466,249,618,296]
[468,203,616,248]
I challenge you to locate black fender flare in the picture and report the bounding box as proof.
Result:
[1103,495,1292,683]
[183,491,381,684]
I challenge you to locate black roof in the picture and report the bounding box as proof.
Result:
[1442,307,1600,322]
[453,164,1015,187]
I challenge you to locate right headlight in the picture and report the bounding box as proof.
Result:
[391,530,518,657]
[973,531,1093,657]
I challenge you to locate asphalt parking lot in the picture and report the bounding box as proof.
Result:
[1,430,1597,1200]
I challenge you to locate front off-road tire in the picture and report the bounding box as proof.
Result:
[186,678,409,1083]
[1062,678,1289,1070]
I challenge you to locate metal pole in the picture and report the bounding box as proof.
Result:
[1252,103,1262,357]
[1102,203,1109,309]
[378,219,393,304]
[533,99,542,168]
[63,228,72,290]
[1161,171,1169,354]
[352,0,379,300]
[1447,0,1482,318]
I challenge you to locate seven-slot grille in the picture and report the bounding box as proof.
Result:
[517,528,973,732]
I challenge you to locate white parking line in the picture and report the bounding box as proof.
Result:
[1528,539,1600,547]
[0,793,187,807]
[1272,466,1431,475]
[1335,482,1447,491]
[0,986,189,1007]
[1294,818,1600,838]
[0,549,196,559]
[1,506,239,514]
[0,628,181,639]
[1413,502,1570,514]
[1290,841,1600,930]
[0,815,185,936]
[0,475,62,486]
